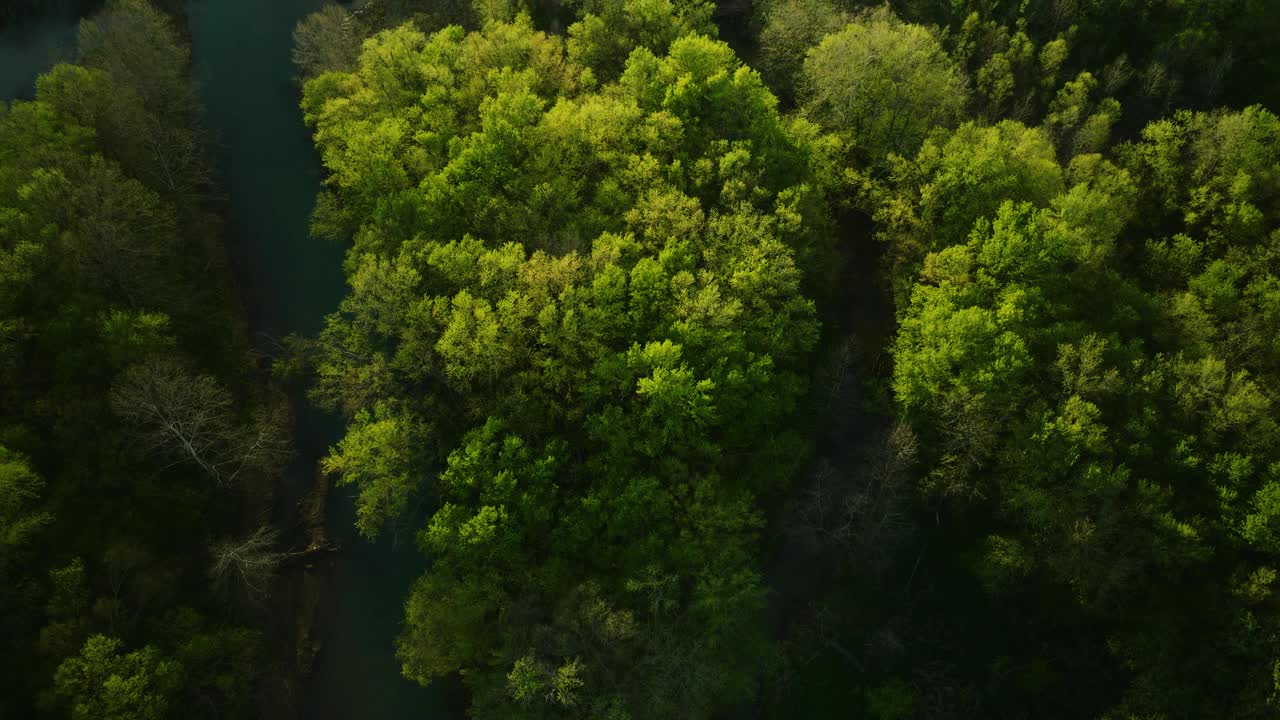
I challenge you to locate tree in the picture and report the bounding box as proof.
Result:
[208,525,287,600]
[28,156,181,306]
[53,635,183,720]
[879,103,1280,717]
[156,608,260,719]
[891,0,1278,124]
[292,3,366,80]
[567,0,716,83]
[1042,71,1121,156]
[0,447,52,695]
[786,423,917,575]
[110,358,290,486]
[303,16,828,717]
[800,8,968,161]
[867,119,1068,295]
[0,447,51,550]
[35,62,209,202]
[76,0,192,124]
[0,2,272,716]
[754,0,849,102]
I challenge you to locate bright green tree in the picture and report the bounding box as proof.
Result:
[53,635,184,720]
[800,8,968,162]
[303,16,830,717]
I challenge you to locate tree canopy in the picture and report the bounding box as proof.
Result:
[884,105,1280,718]
[800,9,968,162]
[291,1,1280,717]
[302,13,834,717]
[11,0,1279,716]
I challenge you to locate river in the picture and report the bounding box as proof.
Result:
[5,4,445,715]
[0,2,444,716]
[0,13,80,100]
[185,1,448,718]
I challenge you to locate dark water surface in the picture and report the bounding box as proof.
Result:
[0,14,80,100]
[186,2,446,717]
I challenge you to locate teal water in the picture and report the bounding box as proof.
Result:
[186,2,447,717]
[0,14,79,100]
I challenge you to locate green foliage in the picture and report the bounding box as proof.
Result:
[50,614,259,720]
[283,2,1280,718]
[944,11,1073,123]
[800,8,968,162]
[880,104,1280,717]
[0,447,52,549]
[752,0,848,102]
[304,14,828,717]
[895,0,1280,127]
[76,0,192,121]
[323,404,429,537]
[567,0,716,83]
[53,635,183,720]
[867,119,1070,301]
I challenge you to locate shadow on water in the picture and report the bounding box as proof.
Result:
[186,1,448,717]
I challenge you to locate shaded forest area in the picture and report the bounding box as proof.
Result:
[1,2,294,718]
[4,0,1280,718]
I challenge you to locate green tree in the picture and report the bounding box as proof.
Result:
[303,16,827,717]
[567,0,716,83]
[0,2,272,715]
[753,0,849,102]
[53,635,184,720]
[800,8,967,161]
[76,0,192,122]
[866,119,1069,298]
[881,104,1280,718]
[0,447,51,550]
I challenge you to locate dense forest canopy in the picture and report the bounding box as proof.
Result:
[300,13,834,717]
[4,0,1280,717]
[296,0,1280,718]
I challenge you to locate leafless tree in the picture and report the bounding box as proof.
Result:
[845,421,918,574]
[209,525,287,600]
[1048,0,1077,32]
[788,422,918,574]
[1102,54,1134,97]
[923,388,997,500]
[292,4,364,80]
[111,358,291,486]
[238,399,293,480]
[142,119,212,202]
[787,459,846,553]
[1201,47,1235,101]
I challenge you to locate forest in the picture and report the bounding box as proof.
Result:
[2,0,1280,718]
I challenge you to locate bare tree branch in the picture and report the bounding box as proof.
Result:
[111,358,292,486]
[209,525,287,600]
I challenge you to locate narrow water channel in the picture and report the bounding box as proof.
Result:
[187,2,447,717]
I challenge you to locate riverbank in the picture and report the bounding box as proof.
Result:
[0,2,295,716]
[186,1,341,713]
[187,1,449,717]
